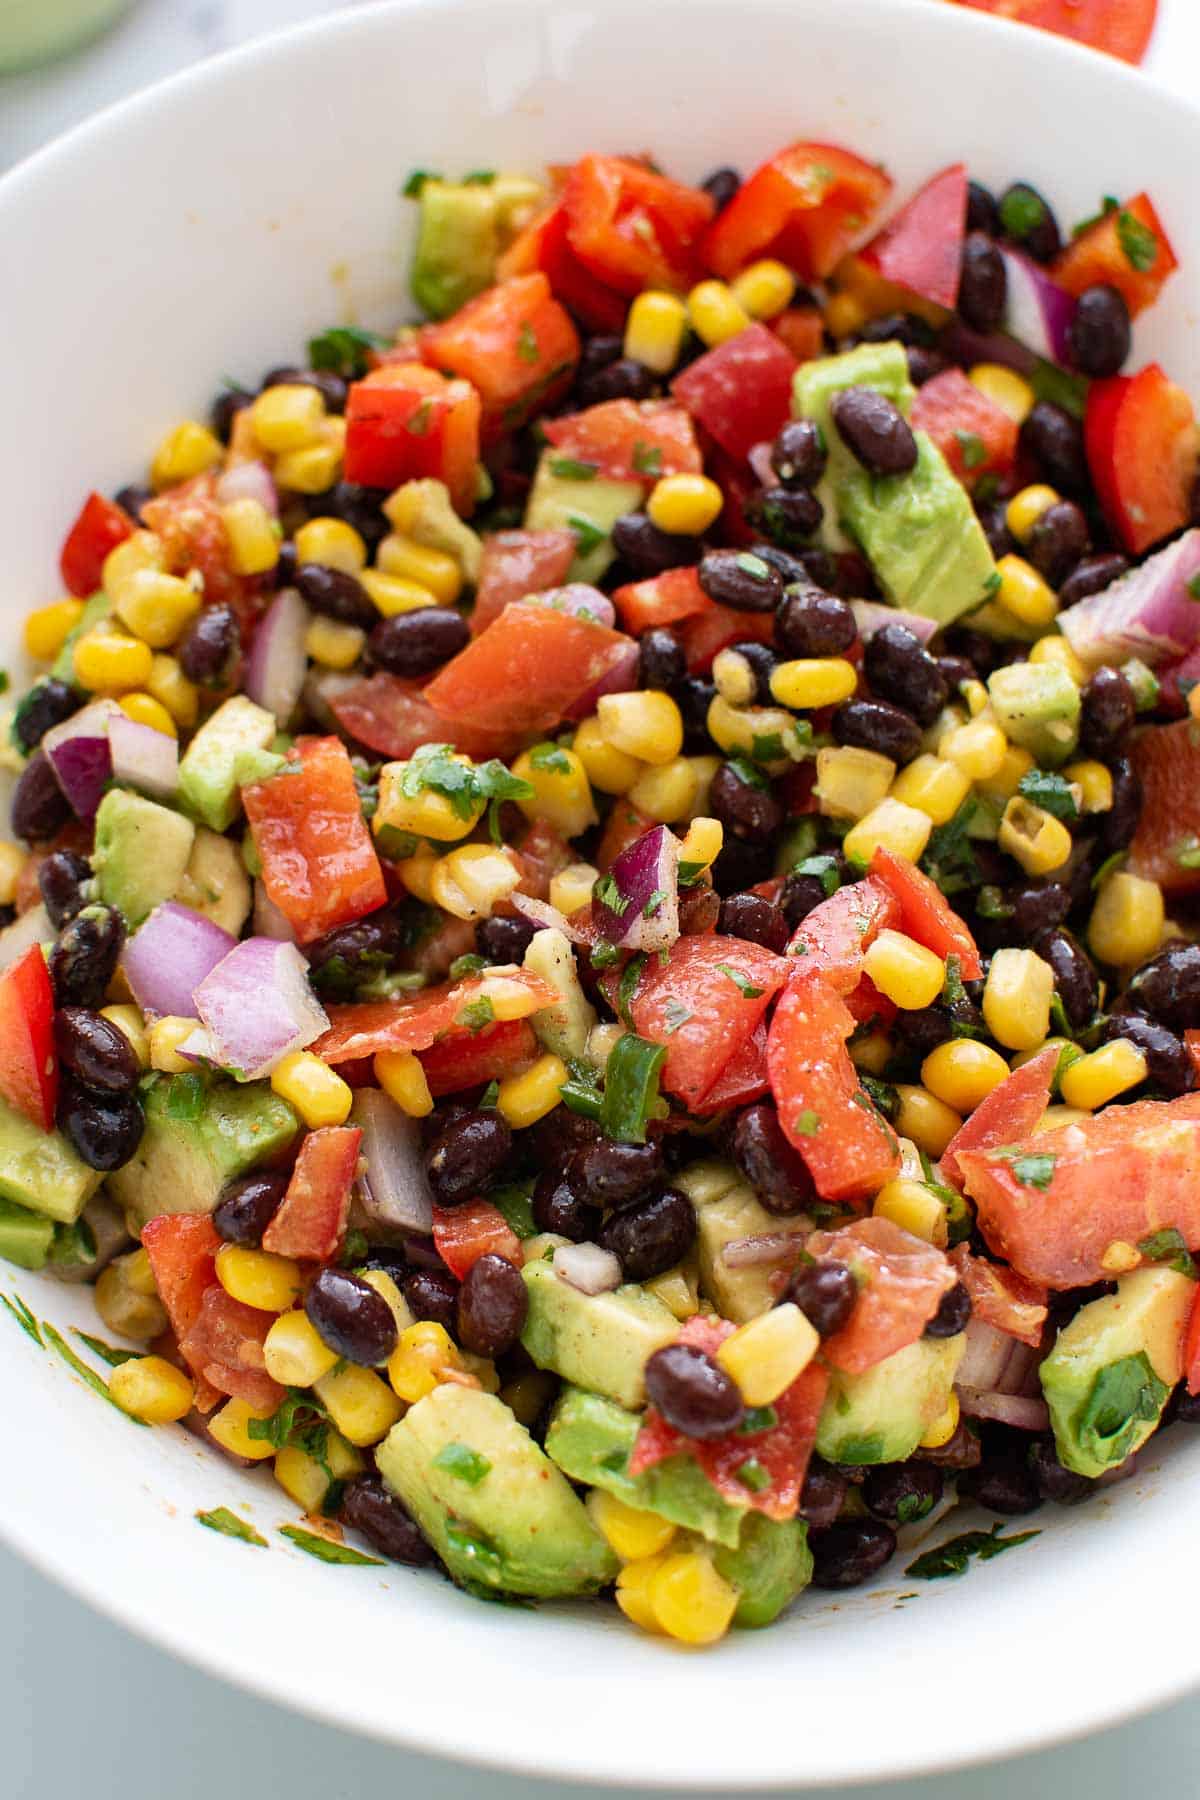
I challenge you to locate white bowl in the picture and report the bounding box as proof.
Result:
[2,0,1199,1785]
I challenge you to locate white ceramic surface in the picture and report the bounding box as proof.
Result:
[2,0,1200,1786]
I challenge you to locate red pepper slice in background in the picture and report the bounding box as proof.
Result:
[419,1018,540,1097]
[952,0,1158,66]
[562,155,714,296]
[704,142,892,282]
[59,491,134,598]
[496,200,629,333]
[1053,190,1177,317]
[261,1126,362,1262]
[344,363,481,514]
[1085,364,1197,555]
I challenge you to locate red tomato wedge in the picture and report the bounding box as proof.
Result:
[143,477,248,623]
[325,672,520,763]
[261,1126,361,1261]
[496,201,629,333]
[141,1214,221,1351]
[243,737,386,946]
[767,971,900,1203]
[423,602,636,738]
[807,1217,956,1374]
[958,1092,1200,1288]
[773,306,826,363]
[941,1043,1059,1191]
[679,601,774,675]
[1129,719,1200,897]
[611,566,711,636]
[419,1018,539,1097]
[420,273,580,441]
[869,849,982,979]
[704,142,892,282]
[563,155,714,296]
[432,1200,523,1279]
[949,1244,1048,1350]
[59,491,134,598]
[0,945,57,1132]
[1053,191,1177,317]
[858,164,967,311]
[952,0,1157,65]
[542,399,702,482]
[691,1022,770,1114]
[629,1315,828,1523]
[909,366,1019,486]
[672,324,799,462]
[1085,364,1197,555]
[179,1287,285,1413]
[471,529,577,636]
[786,875,901,994]
[344,364,481,514]
[310,970,558,1065]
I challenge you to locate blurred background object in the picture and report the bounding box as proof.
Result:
[948,0,1157,64]
[0,0,133,73]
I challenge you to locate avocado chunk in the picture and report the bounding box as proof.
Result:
[0,1094,104,1225]
[377,1385,617,1598]
[523,927,597,1061]
[107,1073,299,1232]
[544,1385,748,1548]
[178,694,275,831]
[411,181,501,320]
[0,1197,56,1270]
[676,1161,809,1324]
[524,451,642,585]
[521,1257,679,1408]
[174,826,252,936]
[93,789,196,928]
[711,1511,813,1628]
[987,662,1081,768]
[816,1334,965,1465]
[1041,1266,1192,1479]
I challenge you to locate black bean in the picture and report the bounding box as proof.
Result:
[305,1267,398,1366]
[358,1247,409,1281]
[112,484,155,526]
[721,641,776,706]
[1020,401,1088,496]
[776,584,856,658]
[54,1008,139,1095]
[424,1108,512,1206]
[893,1005,954,1061]
[770,419,827,490]
[1097,755,1141,857]
[672,675,717,753]
[339,1475,435,1565]
[958,231,1008,333]
[1079,666,1136,758]
[718,892,790,953]
[11,680,78,754]
[907,347,949,387]
[862,1461,944,1525]
[37,849,92,929]
[708,762,783,844]
[798,1457,847,1531]
[456,1254,528,1357]
[577,334,624,378]
[295,563,376,628]
[679,885,722,936]
[575,357,656,408]
[944,627,1000,679]
[210,384,253,443]
[779,869,830,930]
[178,603,239,687]
[11,752,71,844]
[832,696,922,764]
[598,1187,696,1281]
[368,607,468,677]
[924,1282,972,1338]
[1126,945,1200,1033]
[612,512,702,578]
[1104,1013,1191,1095]
[937,655,976,696]
[307,908,410,994]
[698,549,783,614]
[272,542,298,590]
[1027,1437,1094,1506]
[261,365,347,413]
[864,624,948,727]
[638,628,687,691]
[57,1078,143,1172]
[701,167,741,212]
[747,485,824,547]
[966,180,1000,235]
[532,1171,601,1243]
[476,913,536,964]
[1027,500,1089,587]
[319,482,391,553]
[573,1138,664,1207]
[787,1259,858,1337]
[49,905,125,1010]
[753,544,819,587]
[530,1105,601,1166]
[1035,927,1097,1032]
[998,182,1061,263]
[711,836,773,897]
[1059,552,1129,611]
[213,1171,290,1246]
[645,1343,744,1439]
[830,387,918,477]
[1007,881,1071,940]
[976,500,1016,562]
[732,1104,816,1216]
[858,312,936,350]
[1173,1388,1200,1425]
[809,1519,897,1589]
[960,1453,1042,1514]
[401,1268,460,1332]
[1068,284,1131,379]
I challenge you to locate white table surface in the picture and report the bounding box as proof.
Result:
[4,3,1200,1795]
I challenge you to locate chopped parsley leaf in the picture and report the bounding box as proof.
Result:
[458,996,496,1034]
[517,321,540,365]
[307,325,389,378]
[906,1523,1040,1581]
[196,1508,268,1547]
[716,963,764,1000]
[1117,209,1159,273]
[795,1109,821,1137]
[735,1458,771,1494]
[1137,1228,1197,1279]
[642,887,667,918]
[660,997,692,1036]
[631,442,663,476]
[998,185,1046,240]
[449,953,488,981]
[547,456,598,481]
[432,1442,493,1485]
[1006,1151,1057,1192]
[279,1525,383,1566]
[529,741,573,774]
[402,169,442,196]
[567,514,606,556]
[955,430,987,471]
[1018,769,1079,822]
[593,873,631,918]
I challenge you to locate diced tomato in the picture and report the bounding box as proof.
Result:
[178,1287,284,1412]
[844,972,896,1031]
[325,671,519,763]
[772,306,826,363]
[958,1091,1200,1288]
[672,324,798,462]
[953,0,1158,65]
[423,601,636,738]
[141,1215,221,1349]
[496,201,629,333]
[679,602,774,674]
[806,1216,957,1373]
[514,817,573,901]
[562,155,714,297]
[611,566,711,636]
[909,367,1018,485]
[1085,363,1197,555]
[59,491,134,598]
[311,969,557,1064]
[261,1126,361,1261]
[0,945,57,1131]
[786,875,901,994]
[243,737,386,945]
[420,1018,539,1097]
[949,1244,1048,1350]
[692,1022,770,1114]
[1184,1283,1200,1396]
[420,273,579,442]
[941,1043,1059,1191]
[471,528,577,636]
[857,164,967,310]
[432,1199,523,1278]
[704,142,892,283]
[767,971,900,1203]
[869,849,982,979]
[1053,191,1176,317]
[1128,719,1200,896]
[542,399,702,483]
[595,802,656,873]
[344,363,481,514]
[143,477,249,625]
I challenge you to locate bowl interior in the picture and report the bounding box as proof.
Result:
[2,0,1199,1785]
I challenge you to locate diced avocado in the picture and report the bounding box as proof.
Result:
[51,592,111,685]
[0,1094,104,1225]
[544,1385,748,1548]
[411,181,502,320]
[676,1162,809,1324]
[521,1256,679,1408]
[93,790,196,928]
[523,927,596,1061]
[174,826,252,936]
[987,663,1081,768]
[388,479,483,583]
[816,1334,966,1465]
[0,1197,56,1270]
[795,341,914,486]
[1040,1266,1193,1479]
[108,1074,299,1231]
[711,1512,812,1629]
[525,451,642,585]
[178,694,275,831]
[376,1385,617,1598]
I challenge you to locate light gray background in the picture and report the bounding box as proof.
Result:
[3,2,1200,1793]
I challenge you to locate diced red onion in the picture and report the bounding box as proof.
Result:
[999,247,1075,364]
[1059,530,1200,671]
[401,1231,445,1272]
[850,600,939,647]
[192,936,328,1079]
[509,892,580,939]
[0,904,54,972]
[176,1025,219,1063]
[563,637,640,722]
[554,1241,622,1295]
[748,441,776,487]
[526,584,617,630]
[721,1230,812,1267]
[594,823,679,954]
[108,713,179,800]
[215,459,278,517]
[956,1317,1041,1396]
[957,1388,1050,1433]
[43,699,121,819]
[120,901,237,1020]
[253,879,296,942]
[243,587,309,727]
[350,1089,433,1234]
[938,320,1038,377]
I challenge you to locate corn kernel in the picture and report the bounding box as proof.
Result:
[677,815,723,876]
[995,554,1058,630]
[814,745,895,821]
[712,647,761,708]
[645,1262,700,1320]
[920,1391,960,1450]
[968,363,1036,423]
[716,1302,819,1405]
[550,861,598,915]
[274,440,342,495]
[216,1243,303,1313]
[263,1309,340,1387]
[843,798,932,870]
[275,1446,333,1512]
[359,568,441,617]
[850,1030,893,1075]
[1036,1104,1091,1133]
[73,627,155,695]
[1190,686,1200,725]
[938,715,1007,783]
[251,383,326,453]
[824,289,870,338]
[705,693,803,763]
[1089,870,1164,968]
[314,1364,404,1446]
[770,657,858,711]
[383,479,483,583]
[294,516,368,575]
[375,753,484,843]
[627,756,699,824]
[0,841,26,908]
[117,691,178,737]
[889,754,971,827]
[961,679,989,718]
[922,704,968,756]
[650,1552,739,1645]
[102,528,164,602]
[216,499,279,579]
[977,743,1035,803]
[496,1053,567,1129]
[1005,485,1061,544]
[270,1049,353,1128]
[150,419,223,490]
[471,972,550,1023]
[147,654,199,729]
[998,796,1073,876]
[108,1355,194,1424]
[388,1320,460,1404]
[1012,1036,1076,1078]
[1100,1240,1142,1276]
[646,473,724,537]
[687,280,751,348]
[588,1489,677,1562]
[983,946,1055,1051]
[623,290,689,375]
[95,1252,168,1341]
[512,744,597,838]
[305,615,366,670]
[374,1048,433,1117]
[615,1554,669,1632]
[597,690,683,765]
[1026,641,1083,693]
[572,715,646,794]
[361,1268,415,1339]
[374,532,463,605]
[112,569,203,650]
[1060,1039,1149,1110]
[873,1178,948,1248]
[731,258,797,320]
[208,1397,279,1460]
[24,598,84,661]
[863,930,946,1011]
[683,755,719,820]
[893,1084,962,1158]
[431,842,521,921]
[1062,759,1113,815]
[148,1014,201,1073]
[922,1038,1010,1113]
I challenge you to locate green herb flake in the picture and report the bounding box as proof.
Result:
[407,399,434,437]
[734,552,772,582]
[0,1293,42,1346]
[1018,769,1079,822]
[921,800,980,897]
[560,1057,606,1122]
[998,185,1046,241]
[631,442,663,476]
[307,325,389,379]
[42,1323,144,1421]
[529,742,573,774]
[517,321,540,365]
[589,941,620,971]
[449,952,488,981]
[547,456,599,481]
[601,1032,667,1144]
[794,853,841,898]
[1173,837,1200,871]
[976,884,1014,921]
[279,1525,384,1566]
[736,1405,779,1436]
[1076,1352,1168,1467]
[490,1180,537,1239]
[906,1523,1041,1581]
[1091,850,1128,891]
[1007,1151,1057,1192]
[896,1490,935,1525]
[982,570,1003,599]
[398,743,533,820]
[479,1079,501,1110]
[73,1331,139,1368]
[164,1072,207,1123]
[677,859,706,887]
[795,1109,821,1137]
[727,754,769,793]
[716,963,765,1000]
[432,1441,493,1485]
[0,671,8,695]
[593,873,631,918]
[462,169,496,185]
[196,1507,268,1548]
[1072,195,1119,238]
[458,995,496,1035]
[860,1073,899,1121]
[1117,209,1159,274]
[751,732,787,765]
[1137,1228,1197,1279]
[660,997,693,1036]
[955,431,987,471]
[735,1458,771,1494]
[567,514,606,556]
[616,952,648,1028]
[403,169,442,197]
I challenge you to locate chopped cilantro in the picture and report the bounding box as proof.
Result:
[981,570,1003,599]
[795,1109,821,1137]
[726,754,769,792]
[196,1508,268,1547]
[751,731,787,764]
[589,941,620,971]
[601,1032,666,1143]
[479,1080,501,1110]
[43,1322,144,1421]
[794,853,841,898]
[280,1525,384,1566]
[73,1331,139,1368]
[449,952,488,981]
[432,1442,492,1485]
[677,859,706,887]
[529,741,573,773]
[407,399,433,436]
[398,743,533,819]
[1007,1151,1056,1192]
[661,997,692,1036]
[631,442,663,476]
[616,953,648,1027]
[247,1388,335,1476]
[737,1405,778,1436]
[1076,1353,1168,1468]
[491,1180,537,1239]
[547,456,598,480]
[1072,195,1119,238]
[403,169,441,196]
[1117,209,1159,273]
[920,800,979,897]
[462,169,496,185]
[642,888,667,918]
[566,514,606,556]
[896,1489,936,1525]
[735,1458,771,1494]
[517,321,540,365]
[459,996,496,1034]
[1137,1228,1197,1279]
[0,671,8,695]
[1018,769,1079,822]
[593,872,632,918]
[716,963,765,1000]
[906,1523,1040,1581]
[860,1074,898,1121]
[998,185,1046,240]
[0,1293,42,1346]
[734,552,772,581]
[307,325,389,378]
[955,430,987,471]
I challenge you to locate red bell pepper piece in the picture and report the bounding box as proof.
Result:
[857,164,967,311]
[940,1043,1060,1192]
[420,273,579,441]
[419,1018,539,1098]
[672,323,798,462]
[59,492,134,598]
[679,603,773,674]
[1128,718,1200,896]
[262,1126,362,1262]
[772,306,826,362]
[141,1214,221,1349]
[311,970,557,1065]
[1054,191,1177,315]
[692,1022,770,1114]
[432,1199,522,1279]
[870,848,982,979]
[562,155,714,296]
[1085,363,1197,555]
[496,201,629,333]
[0,945,57,1132]
[704,142,892,282]
[611,566,711,636]
[343,364,480,514]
